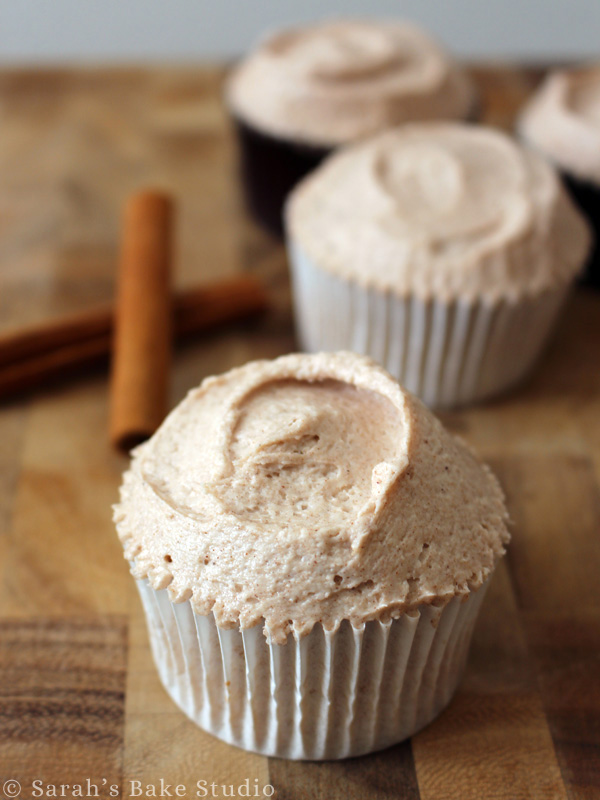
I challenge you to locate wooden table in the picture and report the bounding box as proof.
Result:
[0,65,599,800]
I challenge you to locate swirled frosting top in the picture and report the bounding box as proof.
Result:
[115,352,509,643]
[226,19,475,146]
[519,65,600,186]
[286,123,590,301]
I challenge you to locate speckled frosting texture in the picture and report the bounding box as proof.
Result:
[286,123,590,302]
[115,352,509,644]
[519,65,600,186]
[226,19,475,146]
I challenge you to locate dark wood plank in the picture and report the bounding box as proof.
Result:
[0,616,127,787]
[524,612,600,800]
[269,740,420,800]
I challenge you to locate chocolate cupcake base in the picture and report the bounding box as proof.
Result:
[562,172,600,287]
[232,118,332,237]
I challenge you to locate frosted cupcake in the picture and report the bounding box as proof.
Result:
[114,351,509,759]
[519,65,600,286]
[286,123,590,408]
[226,19,476,235]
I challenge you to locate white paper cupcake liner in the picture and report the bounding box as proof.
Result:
[289,241,569,408]
[135,576,489,760]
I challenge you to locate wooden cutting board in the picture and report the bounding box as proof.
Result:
[0,64,599,800]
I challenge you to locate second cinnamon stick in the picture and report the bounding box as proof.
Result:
[0,274,267,403]
[109,190,173,451]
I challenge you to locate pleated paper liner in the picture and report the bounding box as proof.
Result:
[136,576,489,760]
[289,241,569,408]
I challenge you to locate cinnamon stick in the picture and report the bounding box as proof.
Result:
[0,308,109,369]
[173,274,269,335]
[109,191,173,451]
[0,274,267,369]
[0,337,110,398]
[0,274,267,403]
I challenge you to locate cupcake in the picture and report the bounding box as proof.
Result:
[518,65,600,286]
[286,123,590,408]
[114,351,509,759]
[226,19,476,236]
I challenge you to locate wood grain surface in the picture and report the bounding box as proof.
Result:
[0,64,599,800]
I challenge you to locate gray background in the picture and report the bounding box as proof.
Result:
[0,0,599,62]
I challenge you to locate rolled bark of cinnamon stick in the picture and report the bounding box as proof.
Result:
[0,274,267,368]
[109,190,173,451]
[0,336,111,398]
[0,309,109,369]
[0,274,267,403]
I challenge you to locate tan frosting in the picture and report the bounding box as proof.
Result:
[519,65,600,186]
[286,123,590,302]
[226,20,475,146]
[115,352,509,644]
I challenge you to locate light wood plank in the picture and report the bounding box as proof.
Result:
[493,455,600,614]
[0,379,129,616]
[413,562,568,800]
[0,404,28,566]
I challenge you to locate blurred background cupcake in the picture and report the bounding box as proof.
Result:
[519,64,600,287]
[226,18,476,236]
[286,122,591,408]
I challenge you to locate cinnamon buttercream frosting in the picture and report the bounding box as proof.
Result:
[115,352,509,643]
[286,123,590,301]
[519,65,600,186]
[226,20,475,146]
